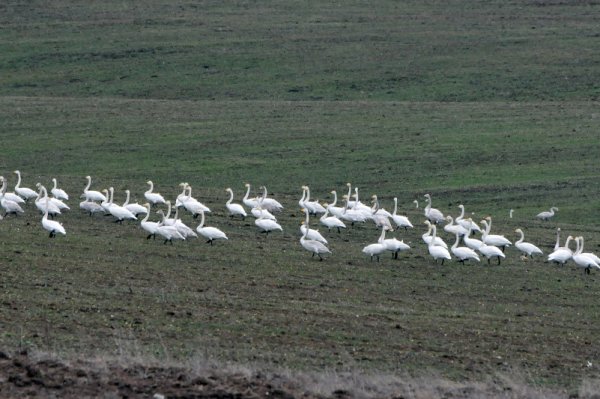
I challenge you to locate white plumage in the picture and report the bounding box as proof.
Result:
[196,210,228,245]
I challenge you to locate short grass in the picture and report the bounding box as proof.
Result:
[1,0,600,396]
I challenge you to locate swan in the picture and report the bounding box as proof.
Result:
[327,190,345,218]
[391,197,413,230]
[300,220,328,244]
[302,185,326,215]
[371,195,393,218]
[300,209,331,260]
[51,178,69,201]
[140,203,159,239]
[100,189,111,213]
[13,170,38,201]
[509,209,514,219]
[181,184,211,217]
[450,233,480,264]
[251,192,277,221]
[0,179,25,217]
[478,223,505,265]
[122,189,148,216]
[554,228,562,251]
[413,199,419,209]
[34,185,61,217]
[381,229,410,260]
[481,217,511,251]
[79,199,105,216]
[462,218,483,251]
[370,195,393,230]
[196,210,228,245]
[423,194,444,224]
[144,180,166,205]
[536,207,558,221]
[573,236,600,274]
[40,187,66,238]
[258,186,283,213]
[339,195,367,226]
[455,204,481,234]
[548,235,574,265]
[0,176,25,205]
[107,187,137,223]
[422,221,448,249]
[242,183,260,209]
[169,206,197,238]
[351,187,373,216]
[81,175,107,202]
[319,208,346,233]
[577,236,600,265]
[443,216,469,236]
[155,211,186,245]
[362,226,388,262]
[514,229,543,258]
[255,215,283,235]
[427,225,452,265]
[175,182,188,207]
[225,188,247,219]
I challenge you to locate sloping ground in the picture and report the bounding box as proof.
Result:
[1,349,590,398]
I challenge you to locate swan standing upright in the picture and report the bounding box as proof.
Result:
[326,190,345,218]
[573,237,600,274]
[300,209,331,260]
[362,226,388,262]
[242,183,260,209]
[536,207,558,221]
[107,187,137,223]
[427,225,452,265]
[319,208,346,234]
[40,187,66,238]
[140,203,159,239]
[450,233,480,264]
[423,194,444,224]
[481,217,511,251]
[13,170,38,201]
[514,229,543,258]
[0,177,25,217]
[381,229,411,260]
[478,221,506,265]
[51,178,69,201]
[196,210,228,245]
[122,190,148,216]
[81,175,107,202]
[225,188,247,219]
[548,235,574,265]
[0,176,25,205]
[144,180,166,206]
[391,197,413,230]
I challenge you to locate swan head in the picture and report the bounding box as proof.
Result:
[485,216,492,221]
[515,228,523,234]
[125,189,130,194]
[36,182,41,188]
[245,183,250,187]
[13,170,19,174]
[226,188,232,192]
[330,190,336,194]
[552,207,559,211]
[86,175,91,180]
[346,183,351,187]
[424,194,431,199]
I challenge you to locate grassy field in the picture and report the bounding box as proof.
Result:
[1,0,600,396]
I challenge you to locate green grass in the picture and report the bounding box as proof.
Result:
[1,0,600,395]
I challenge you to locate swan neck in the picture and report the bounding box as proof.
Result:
[303,211,310,239]
[15,172,21,188]
[200,211,205,228]
[227,190,234,204]
[452,234,460,250]
[393,198,398,215]
[84,176,91,192]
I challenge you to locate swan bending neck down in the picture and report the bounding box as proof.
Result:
[300,209,331,260]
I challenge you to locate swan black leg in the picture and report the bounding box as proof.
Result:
[487,258,491,265]
[497,257,501,265]
[318,254,323,261]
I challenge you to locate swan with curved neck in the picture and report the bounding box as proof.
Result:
[0,176,25,205]
[573,236,600,274]
[326,190,345,218]
[107,187,137,223]
[300,209,331,260]
[456,204,481,233]
[548,235,574,265]
[243,183,259,209]
[391,197,413,230]
[0,176,25,217]
[362,226,388,262]
[13,170,38,201]
[427,225,451,265]
[481,217,511,251]
[123,189,148,216]
[536,206,558,221]
[196,210,228,245]
[514,228,543,258]
[41,186,66,237]
[225,188,247,219]
[423,194,444,224]
[320,207,346,234]
[140,203,159,239]
[82,175,107,202]
[451,233,480,263]
[51,178,69,201]
[145,180,166,205]
[422,220,447,248]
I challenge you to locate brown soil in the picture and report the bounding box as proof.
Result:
[0,350,320,399]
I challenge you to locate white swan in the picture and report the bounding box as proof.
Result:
[251,192,277,221]
[79,199,105,216]
[509,209,514,219]
[422,221,448,249]
[450,233,480,264]
[51,178,69,201]
[443,216,469,236]
[319,208,346,234]
[107,187,137,223]
[196,210,228,245]
[536,206,558,221]
[478,222,505,265]
[300,209,331,260]
[326,190,345,218]
[455,204,481,233]
[0,177,25,217]
[573,236,600,274]
[302,185,326,215]
[300,220,328,244]
[35,184,61,217]
[362,226,388,262]
[41,187,66,238]
[255,215,283,235]
[225,188,247,219]
[428,225,451,265]
[144,180,166,205]
[339,195,367,226]
[370,195,393,230]
[242,183,260,209]
[548,235,574,265]
[423,193,444,224]
[577,236,600,265]
[391,197,413,230]
[258,186,283,213]
[381,229,410,260]
[155,210,185,245]
[180,184,211,217]
[554,228,562,251]
[13,170,38,201]
[370,195,393,218]
[462,218,483,251]
[481,217,511,251]
[81,175,107,202]
[122,189,148,216]
[514,229,543,258]
[140,203,159,239]
[0,176,25,204]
